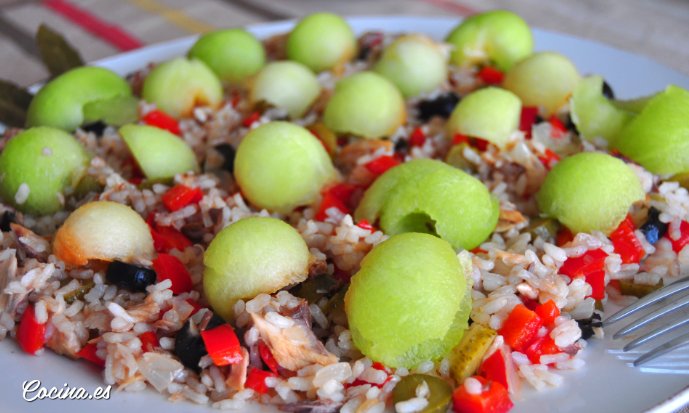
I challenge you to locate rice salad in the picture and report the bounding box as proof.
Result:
[1,10,689,413]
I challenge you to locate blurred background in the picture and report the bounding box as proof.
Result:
[1,0,688,86]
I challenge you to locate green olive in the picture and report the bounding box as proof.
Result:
[26,66,132,131]
[250,61,321,119]
[0,127,89,215]
[503,52,580,116]
[286,12,357,72]
[374,34,448,98]
[446,87,521,148]
[323,71,406,139]
[119,124,199,181]
[392,374,453,413]
[445,10,533,71]
[537,152,644,235]
[204,216,310,320]
[188,29,265,85]
[234,121,338,214]
[142,57,223,118]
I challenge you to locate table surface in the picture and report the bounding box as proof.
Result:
[0,1,688,412]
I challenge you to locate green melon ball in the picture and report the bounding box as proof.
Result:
[0,127,90,215]
[612,85,689,175]
[188,29,266,85]
[286,12,357,72]
[323,71,406,139]
[355,159,499,250]
[250,61,321,119]
[503,52,580,116]
[570,76,634,142]
[142,57,223,118]
[234,121,338,214]
[119,124,199,180]
[345,232,471,368]
[446,87,521,148]
[536,152,644,235]
[445,10,533,71]
[26,66,132,131]
[204,216,310,320]
[374,34,448,98]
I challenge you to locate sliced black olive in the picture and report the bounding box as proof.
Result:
[576,312,602,340]
[290,273,340,303]
[106,261,157,292]
[565,113,578,134]
[214,143,236,174]
[0,210,17,232]
[602,80,615,100]
[417,93,460,121]
[640,207,667,245]
[393,138,409,155]
[81,121,107,136]
[174,312,225,371]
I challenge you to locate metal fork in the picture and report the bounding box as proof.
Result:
[604,276,689,366]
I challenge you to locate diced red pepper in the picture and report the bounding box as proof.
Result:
[139,331,159,352]
[478,346,517,393]
[534,300,560,326]
[315,192,349,221]
[524,334,560,364]
[585,269,606,300]
[471,247,487,255]
[548,116,567,139]
[667,220,689,253]
[242,111,261,127]
[328,182,358,205]
[537,148,560,170]
[477,66,504,85]
[610,216,645,264]
[186,298,203,315]
[452,133,470,146]
[152,253,193,295]
[519,107,539,139]
[409,127,426,147]
[347,362,392,388]
[162,185,204,212]
[200,324,243,367]
[452,376,513,413]
[245,367,277,394]
[77,342,105,368]
[556,227,574,246]
[258,340,280,374]
[364,155,401,176]
[520,296,539,311]
[16,304,46,355]
[151,224,192,253]
[143,109,180,135]
[559,248,608,278]
[498,304,543,352]
[357,219,374,231]
[472,137,490,152]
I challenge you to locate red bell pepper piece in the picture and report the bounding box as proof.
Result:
[16,304,46,355]
[559,248,608,278]
[200,324,243,367]
[452,133,469,146]
[667,221,689,253]
[258,340,280,374]
[152,253,193,295]
[151,224,192,253]
[519,106,539,139]
[548,116,567,138]
[162,184,204,212]
[245,367,277,394]
[364,155,401,176]
[143,109,180,135]
[585,269,606,300]
[452,376,513,413]
[478,346,518,393]
[409,127,426,147]
[537,148,560,170]
[357,219,374,231]
[139,331,159,352]
[498,304,543,352]
[186,298,203,315]
[346,362,391,388]
[77,342,105,367]
[242,111,262,127]
[534,300,560,326]
[477,66,504,85]
[610,216,645,264]
[555,227,574,246]
[524,334,561,364]
[315,192,349,221]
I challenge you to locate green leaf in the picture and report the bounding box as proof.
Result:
[36,24,84,77]
[0,79,33,127]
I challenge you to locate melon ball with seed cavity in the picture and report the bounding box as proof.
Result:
[188,29,265,84]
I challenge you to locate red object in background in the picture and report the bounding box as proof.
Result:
[245,368,277,394]
[452,376,513,413]
[548,116,567,138]
[477,66,505,85]
[559,248,608,278]
[534,300,560,326]
[519,107,539,138]
[152,253,193,295]
[610,216,645,264]
[668,220,689,253]
[77,342,105,367]
[16,304,46,355]
[139,331,159,352]
[258,341,280,374]
[498,304,543,352]
[200,324,243,367]
[142,109,181,135]
[162,185,204,212]
[537,148,560,170]
[364,155,401,176]
[524,335,561,364]
[409,127,427,147]
[242,111,261,127]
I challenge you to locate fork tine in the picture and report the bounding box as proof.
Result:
[623,317,689,351]
[633,331,689,366]
[604,276,689,325]
[613,293,689,339]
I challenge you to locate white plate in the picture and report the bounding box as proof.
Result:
[2,16,689,413]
